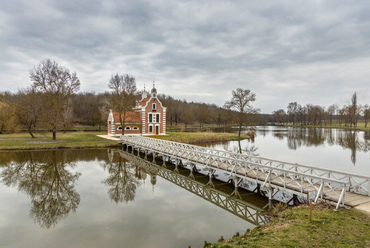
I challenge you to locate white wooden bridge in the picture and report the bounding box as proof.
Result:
[119,136,370,209]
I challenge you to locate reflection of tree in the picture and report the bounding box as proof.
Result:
[270,128,370,165]
[102,152,141,204]
[1,150,81,228]
[228,140,259,156]
[336,131,358,165]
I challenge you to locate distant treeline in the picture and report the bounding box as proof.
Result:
[271,92,370,128]
[0,90,368,135]
[0,91,266,134]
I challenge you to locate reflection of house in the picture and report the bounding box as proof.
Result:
[108,85,166,136]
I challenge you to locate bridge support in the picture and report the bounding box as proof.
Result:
[204,168,216,188]
[152,153,156,163]
[229,176,242,199]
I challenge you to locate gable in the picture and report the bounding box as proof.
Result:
[141,96,165,110]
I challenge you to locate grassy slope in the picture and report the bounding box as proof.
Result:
[208,204,370,248]
[0,132,119,150]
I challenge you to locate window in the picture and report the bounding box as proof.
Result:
[125,126,131,130]
[152,103,156,110]
[156,114,160,123]
[149,114,152,123]
[117,126,122,130]
[149,125,153,133]
[133,126,139,130]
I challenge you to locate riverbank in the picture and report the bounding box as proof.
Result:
[207,203,370,248]
[0,131,247,150]
[0,132,120,151]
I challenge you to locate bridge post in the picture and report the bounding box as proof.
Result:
[188,163,196,179]
[229,176,242,199]
[174,160,179,173]
[205,168,216,188]
[162,155,167,167]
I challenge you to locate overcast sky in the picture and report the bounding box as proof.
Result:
[1,0,369,113]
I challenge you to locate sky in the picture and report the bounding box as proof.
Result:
[1,0,369,113]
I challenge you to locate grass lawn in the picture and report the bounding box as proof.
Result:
[208,203,370,248]
[0,131,120,150]
[149,132,249,144]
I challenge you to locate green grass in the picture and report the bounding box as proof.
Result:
[0,131,119,150]
[149,132,249,144]
[208,204,370,248]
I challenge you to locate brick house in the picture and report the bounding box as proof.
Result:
[108,86,166,136]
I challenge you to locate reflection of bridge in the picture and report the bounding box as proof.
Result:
[119,136,370,209]
[117,150,269,226]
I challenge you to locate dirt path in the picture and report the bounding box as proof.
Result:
[97,135,120,141]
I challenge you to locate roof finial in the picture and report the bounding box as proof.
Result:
[153,80,155,89]
[144,83,146,92]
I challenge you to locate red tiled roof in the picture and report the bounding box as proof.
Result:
[112,111,141,123]
[140,97,150,106]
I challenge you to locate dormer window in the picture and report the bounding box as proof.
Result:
[152,103,156,110]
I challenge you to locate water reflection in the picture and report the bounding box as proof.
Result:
[101,150,142,203]
[269,127,370,165]
[114,149,269,226]
[0,150,81,228]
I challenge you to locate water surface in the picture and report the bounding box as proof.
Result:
[205,126,370,176]
[0,149,265,248]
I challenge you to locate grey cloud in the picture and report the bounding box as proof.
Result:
[1,0,370,113]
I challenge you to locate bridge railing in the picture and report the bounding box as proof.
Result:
[120,135,370,198]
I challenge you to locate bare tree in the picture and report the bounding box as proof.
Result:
[364,104,370,128]
[107,74,137,135]
[327,104,337,125]
[272,109,287,125]
[350,92,362,128]
[287,102,299,125]
[0,101,14,134]
[224,88,257,137]
[30,59,80,140]
[11,87,42,138]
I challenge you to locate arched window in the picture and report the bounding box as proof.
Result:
[117,126,122,130]
[125,126,131,130]
[133,126,139,130]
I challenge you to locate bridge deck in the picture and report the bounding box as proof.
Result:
[119,136,370,208]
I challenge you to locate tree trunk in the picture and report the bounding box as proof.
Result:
[27,125,35,138]
[238,122,242,138]
[52,129,56,140]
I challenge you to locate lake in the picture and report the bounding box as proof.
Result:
[1,126,369,247]
[0,149,266,248]
[204,126,370,177]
